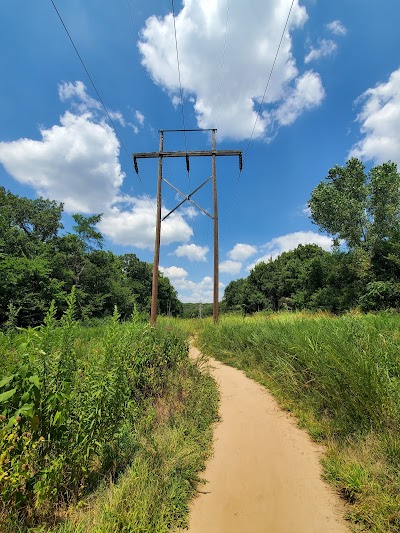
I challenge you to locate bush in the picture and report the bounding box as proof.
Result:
[0,292,188,528]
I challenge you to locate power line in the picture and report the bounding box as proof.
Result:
[171,0,187,137]
[50,0,167,245]
[215,0,231,130]
[221,0,295,243]
[246,0,295,153]
[171,0,191,188]
[49,0,144,186]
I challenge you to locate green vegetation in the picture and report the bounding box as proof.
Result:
[181,302,213,319]
[198,312,400,531]
[224,159,400,314]
[2,155,400,532]
[0,299,218,532]
[0,187,182,328]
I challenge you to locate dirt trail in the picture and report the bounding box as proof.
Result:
[186,346,349,533]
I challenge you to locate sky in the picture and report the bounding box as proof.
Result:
[1,0,400,303]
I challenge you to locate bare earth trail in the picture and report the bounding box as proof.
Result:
[186,346,349,533]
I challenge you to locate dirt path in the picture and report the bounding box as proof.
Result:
[186,346,349,533]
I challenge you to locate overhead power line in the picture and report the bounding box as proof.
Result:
[246,0,295,151]
[49,0,144,185]
[171,0,187,136]
[171,0,191,188]
[222,0,295,240]
[215,0,231,130]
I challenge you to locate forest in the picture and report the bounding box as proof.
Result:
[0,186,182,328]
[2,158,400,329]
[223,159,400,314]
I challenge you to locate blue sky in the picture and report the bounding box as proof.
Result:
[1,0,400,302]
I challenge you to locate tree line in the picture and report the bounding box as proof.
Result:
[223,159,400,314]
[0,187,182,327]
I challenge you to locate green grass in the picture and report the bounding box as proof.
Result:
[197,311,400,532]
[0,304,219,532]
[47,353,219,533]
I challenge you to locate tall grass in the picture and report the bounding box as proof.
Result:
[198,311,400,532]
[0,300,219,532]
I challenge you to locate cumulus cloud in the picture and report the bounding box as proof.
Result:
[327,20,347,36]
[58,80,102,112]
[138,0,326,140]
[304,39,337,64]
[159,266,189,279]
[171,275,224,303]
[220,260,242,274]
[174,243,209,262]
[272,71,325,126]
[349,68,400,166]
[98,197,193,249]
[0,111,124,213]
[159,269,224,302]
[247,231,333,270]
[228,243,257,261]
[0,81,195,248]
[182,206,199,219]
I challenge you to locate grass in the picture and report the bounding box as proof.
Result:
[0,307,219,532]
[197,311,400,532]
[47,353,219,533]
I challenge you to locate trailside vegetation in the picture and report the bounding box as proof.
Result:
[198,312,400,532]
[0,298,218,531]
[0,187,182,328]
[223,159,400,314]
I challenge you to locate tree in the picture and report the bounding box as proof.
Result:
[0,189,66,325]
[309,158,400,252]
[0,190,183,326]
[309,159,400,310]
[0,187,63,258]
[72,213,103,251]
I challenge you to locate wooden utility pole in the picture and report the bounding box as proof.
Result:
[211,130,219,324]
[150,131,163,325]
[133,128,242,326]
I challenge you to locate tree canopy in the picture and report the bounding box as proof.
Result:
[223,159,400,314]
[0,188,182,327]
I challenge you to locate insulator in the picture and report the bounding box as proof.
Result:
[186,154,190,173]
[239,153,243,171]
[133,156,139,175]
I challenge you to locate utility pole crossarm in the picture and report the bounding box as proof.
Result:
[138,128,242,326]
[133,149,242,159]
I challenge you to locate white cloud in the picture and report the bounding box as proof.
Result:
[247,231,333,270]
[349,68,400,166]
[135,110,145,125]
[159,266,189,279]
[182,206,199,219]
[172,275,224,303]
[272,71,325,126]
[0,81,194,249]
[304,39,337,64]
[220,260,242,274]
[98,197,193,249]
[58,80,101,112]
[327,20,347,36]
[174,243,209,262]
[0,110,124,213]
[228,243,257,261]
[302,204,311,216]
[108,111,127,127]
[138,0,326,140]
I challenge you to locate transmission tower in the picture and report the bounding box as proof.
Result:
[133,128,242,325]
